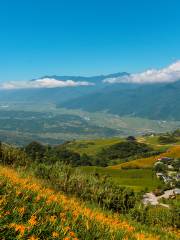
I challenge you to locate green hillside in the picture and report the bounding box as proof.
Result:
[65,138,123,156]
[63,81,180,121]
[80,167,161,191]
[0,133,179,240]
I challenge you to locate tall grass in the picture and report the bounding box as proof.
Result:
[33,162,137,213]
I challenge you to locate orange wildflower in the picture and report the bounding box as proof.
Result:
[9,223,25,236]
[70,231,76,237]
[60,212,66,221]
[0,165,173,240]
[64,226,70,232]
[18,207,25,215]
[135,233,145,240]
[49,215,57,223]
[28,236,39,240]
[28,215,37,226]
[52,231,59,238]
[35,195,41,202]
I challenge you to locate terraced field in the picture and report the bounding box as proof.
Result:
[109,145,180,170]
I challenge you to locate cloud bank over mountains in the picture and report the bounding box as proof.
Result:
[104,61,180,84]
[1,61,180,90]
[0,78,94,90]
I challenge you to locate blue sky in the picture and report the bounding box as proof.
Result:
[0,0,180,81]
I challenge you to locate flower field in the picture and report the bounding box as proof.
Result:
[0,165,179,240]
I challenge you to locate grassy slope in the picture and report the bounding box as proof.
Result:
[109,145,180,169]
[67,135,180,157]
[1,165,177,240]
[66,138,123,156]
[72,137,180,191]
[80,167,161,191]
[137,135,180,149]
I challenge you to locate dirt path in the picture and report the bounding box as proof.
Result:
[143,189,175,208]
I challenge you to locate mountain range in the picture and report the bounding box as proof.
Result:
[0,72,128,102]
[0,72,180,121]
[62,80,180,121]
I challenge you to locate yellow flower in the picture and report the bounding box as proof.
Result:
[16,225,25,235]
[10,223,25,236]
[28,215,37,226]
[35,195,41,202]
[64,226,70,233]
[135,233,145,240]
[86,220,89,230]
[52,231,59,238]
[28,236,39,240]
[49,215,57,223]
[0,199,3,205]
[18,207,25,215]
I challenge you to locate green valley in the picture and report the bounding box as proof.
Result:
[0,102,180,146]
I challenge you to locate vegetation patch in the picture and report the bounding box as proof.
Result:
[0,165,170,240]
[109,146,180,169]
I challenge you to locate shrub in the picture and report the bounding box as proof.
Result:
[98,141,154,162]
[158,135,177,144]
[130,204,180,228]
[34,162,137,213]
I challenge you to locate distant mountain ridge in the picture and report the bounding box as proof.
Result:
[62,80,180,121]
[0,72,129,102]
[0,72,180,121]
[37,72,129,83]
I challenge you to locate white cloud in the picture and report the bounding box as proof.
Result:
[103,61,180,84]
[0,78,94,90]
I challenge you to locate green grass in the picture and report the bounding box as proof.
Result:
[109,145,180,169]
[80,167,161,191]
[137,135,180,150]
[160,195,180,208]
[1,165,178,240]
[66,138,123,156]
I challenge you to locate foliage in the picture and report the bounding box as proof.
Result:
[126,136,137,141]
[34,162,137,213]
[25,141,47,160]
[23,139,162,167]
[1,165,179,240]
[172,129,180,137]
[110,146,180,169]
[98,141,154,161]
[158,134,178,144]
[0,167,135,240]
[130,204,180,229]
[25,141,87,166]
[154,162,167,173]
[0,142,30,166]
[80,167,161,191]
[172,158,180,171]
[24,141,111,167]
[0,138,180,239]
